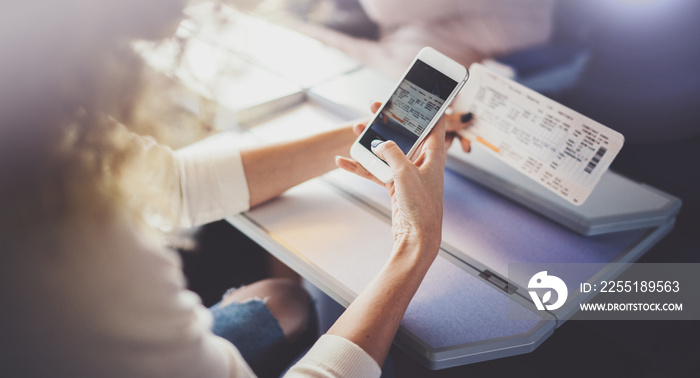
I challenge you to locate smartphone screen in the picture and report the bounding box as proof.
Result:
[359,59,458,156]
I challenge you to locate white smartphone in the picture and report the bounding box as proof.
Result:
[350,47,469,183]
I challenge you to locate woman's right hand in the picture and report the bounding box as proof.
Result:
[335,102,449,260]
[327,103,453,367]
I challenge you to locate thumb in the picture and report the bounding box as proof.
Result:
[371,140,411,174]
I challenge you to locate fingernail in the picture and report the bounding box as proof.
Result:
[371,139,384,149]
[460,112,473,123]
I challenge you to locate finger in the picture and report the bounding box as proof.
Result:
[371,140,412,175]
[352,122,366,136]
[370,101,382,114]
[445,112,473,132]
[459,135,471,153]
[422,115,447,156]
[445,132,455,150]
[460,112,473,124]
[335,156,384,186]
[415,116,447,172]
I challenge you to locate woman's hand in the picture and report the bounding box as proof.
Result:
[327,102,468,366]
[335,102,469,257]
[445,108,473,153]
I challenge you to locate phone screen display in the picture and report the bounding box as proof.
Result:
[360,59,458,155]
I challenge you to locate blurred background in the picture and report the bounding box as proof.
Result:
[134,0,700,376]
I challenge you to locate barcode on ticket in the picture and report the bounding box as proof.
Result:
[458,63,624,205]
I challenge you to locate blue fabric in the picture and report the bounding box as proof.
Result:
[210,293,318,378]
[210,299,286,369]
[210,298,288,377]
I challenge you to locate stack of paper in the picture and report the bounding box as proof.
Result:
[183,2,360,88]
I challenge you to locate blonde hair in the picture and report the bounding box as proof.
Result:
[0,0,189,243]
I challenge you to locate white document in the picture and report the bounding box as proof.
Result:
[458,63,624,205]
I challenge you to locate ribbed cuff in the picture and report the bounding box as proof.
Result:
[285,334,381,378]
[176,132,250,227]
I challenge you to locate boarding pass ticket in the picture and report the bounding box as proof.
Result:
[458,63,624,205]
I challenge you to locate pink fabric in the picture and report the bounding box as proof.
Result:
[296,0,555,78]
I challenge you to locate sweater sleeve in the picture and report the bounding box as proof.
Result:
[174,132,250,226]
[121,127,251,229]
[285,335,381,378]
